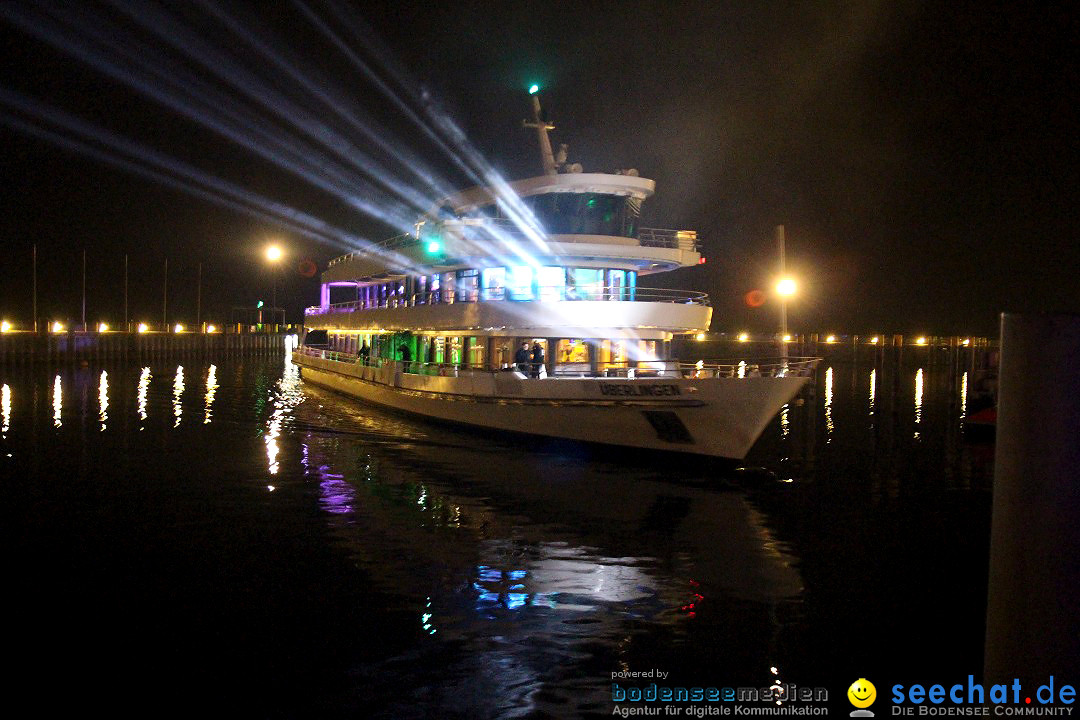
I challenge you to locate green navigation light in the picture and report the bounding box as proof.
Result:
[256,300,264,308]
[528,84,539,95]
[426,240,442,254]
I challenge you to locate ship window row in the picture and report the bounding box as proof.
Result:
[332,267,638,308]
[470,192,641,238]
[322,332,668,375]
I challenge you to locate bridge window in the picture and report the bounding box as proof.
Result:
[524,193,640,237]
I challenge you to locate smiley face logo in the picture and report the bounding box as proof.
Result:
[848,678,877,708]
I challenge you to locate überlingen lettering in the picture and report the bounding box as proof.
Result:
[599,383,681,396]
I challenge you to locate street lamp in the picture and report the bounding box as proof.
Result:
[265,244,283,328]
[774,225,797,359]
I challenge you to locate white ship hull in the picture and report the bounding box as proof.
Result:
[294,352,810,459]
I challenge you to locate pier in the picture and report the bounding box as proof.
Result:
[0,329,293,366]
[675,332,998,370]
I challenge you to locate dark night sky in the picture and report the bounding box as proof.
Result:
[0,0,1076,335]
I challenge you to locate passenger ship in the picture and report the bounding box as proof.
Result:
[294,93,815,459]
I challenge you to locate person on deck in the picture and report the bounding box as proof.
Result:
[514,341,531,375]
[530,342,545,378]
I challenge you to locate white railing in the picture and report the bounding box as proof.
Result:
[677,358,820,379]
[325,223,701,268]
[306,285,709,315]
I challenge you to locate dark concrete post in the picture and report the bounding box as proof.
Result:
[985,313,1080,685]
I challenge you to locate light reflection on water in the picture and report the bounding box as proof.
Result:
[204,364,218,424]
[172,365,184,427]
[1,383,9,437]
[914,367,924,439]
[52,374,62,428]
[98,370,108,431]
[824,366,834,441]
[137,367,151,427]
[0,357,994,716]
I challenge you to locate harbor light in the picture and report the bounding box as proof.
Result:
[695,333,706,341]
[776,277,797,297]
[782,334,792,343]
[962,338,971,346]
[137,323,149,334]
[870,336,879,344]
[174,324,185,333]
[97,322,109,333]
[825,335,837,344]
[737,332,750,343]
[0,320,10,333]
[51,321,64,333]
[916,336,928,346]
[206,324,217,333]
[265,245,283,263]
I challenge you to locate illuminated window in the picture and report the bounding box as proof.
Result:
[429,274,440,304]
[441,272,456,303]
[538,266,565,302]
[467,337,485,368]
[507,266,535,301]
[482,268,506,301]
[607,269,627,300]
[457,270,479,302]
[448,336,463,365]
[568,268,603,300]
[557,339,590,364]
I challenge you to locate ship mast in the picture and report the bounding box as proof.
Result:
[523,88,558,176]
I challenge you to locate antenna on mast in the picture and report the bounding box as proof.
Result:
[523,85,558,175]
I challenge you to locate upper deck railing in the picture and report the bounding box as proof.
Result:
[305,285,709,315]
[326,223,700,268]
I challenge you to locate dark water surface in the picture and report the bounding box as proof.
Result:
[0,355,993,717]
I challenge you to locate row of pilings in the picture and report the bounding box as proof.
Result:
[0,331,289,366]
